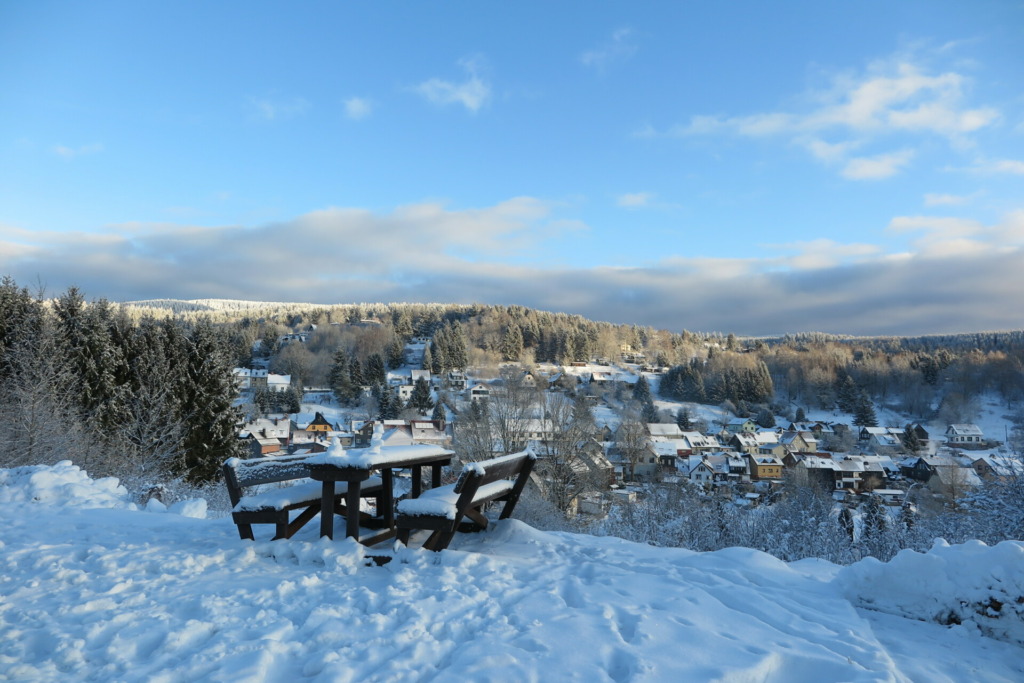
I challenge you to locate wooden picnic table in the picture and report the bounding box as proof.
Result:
[306,443,454,544]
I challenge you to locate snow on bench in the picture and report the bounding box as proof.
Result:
[395,479,514,520]
[234,477,383,512]
[222,454,384,541]
[395,449,536,551]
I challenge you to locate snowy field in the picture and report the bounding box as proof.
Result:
[3,462,1024,682]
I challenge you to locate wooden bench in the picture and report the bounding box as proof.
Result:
[395,450,536,551]
[223,454,384,540]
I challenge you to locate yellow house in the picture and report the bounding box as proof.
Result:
[746,454,783,480]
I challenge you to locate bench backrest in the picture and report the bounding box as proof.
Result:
[453,451,536,494]
[222,454,312,507]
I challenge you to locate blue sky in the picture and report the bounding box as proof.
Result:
[2,1,1023,336]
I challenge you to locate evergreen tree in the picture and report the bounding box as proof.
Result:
[755,407,776,428]
[377,385,399,420]
[641,400,659,424]
[329,349,354,404]
[902,424,922,454]
[500,325,524,362]
[431,401,446,423]
[632,375,652,404]
[280,386,302,414]
[853,392,878,427]
[366,353,387,385]
[676,407,693,431]
[795,406,807,423]
[836,375,859,413]
[429,339,444,375]
[407,376,435,414]
[348,357,364,388]
[178,320,242,482]
[386,338,405,369]
[421,344,433,372]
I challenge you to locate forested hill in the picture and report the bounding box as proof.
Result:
[118,297,1024,432]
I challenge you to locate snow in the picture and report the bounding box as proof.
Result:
[3,463,1024,682]
[305,435,453,469]
[233,478,382,512]
[396,480,514,519]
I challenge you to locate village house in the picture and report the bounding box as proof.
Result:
[681,431,721,455]
[267,373,292,393]
[291,411,336,442]
[687,458,717,488]
[729,432,760,456]
[779,431,817,454]
[745,453,783,480]
[725,418,758,435]
[468,383,491,402]
[791,453,839,491]
[238,415,291,456]
[445,371,467,391]
[971,454,1024,481]
[647,423,684,441]
[945,424,985,447]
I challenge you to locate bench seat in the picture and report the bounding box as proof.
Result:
[396,479,513,520]
[234,476,383,513]
[395,449,535,551]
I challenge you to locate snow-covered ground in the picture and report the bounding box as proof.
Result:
[2,462,1024,682]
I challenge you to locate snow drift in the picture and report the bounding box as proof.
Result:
[1,463,1023,682]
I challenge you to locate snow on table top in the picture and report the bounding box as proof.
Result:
[396,480,514,519]
[305,436,453,469]
[5,461,1024,682]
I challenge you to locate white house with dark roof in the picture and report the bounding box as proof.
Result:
[946,424,985,446]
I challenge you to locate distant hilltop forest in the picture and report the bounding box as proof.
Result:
[119,296,1024,424]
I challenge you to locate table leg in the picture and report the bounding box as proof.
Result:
[346,479,362,539]
[381,468,395,529]
[320,480,336,539]
[432,463,442,488]
[411,465,422,498]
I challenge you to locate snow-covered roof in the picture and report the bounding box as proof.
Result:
[647,423,684,439]
[946,424,984,437]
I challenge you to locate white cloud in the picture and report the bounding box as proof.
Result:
[53,143,104,159]
[617,192,654,208]
[886,212,1024,258]
[972,158,1024,175]
[580,28,637,69]
[657,53,1000,179]
[6,202,1024,337]
[924,192,974,206]
[250,96,310,121]
[805,139,862,163]
[768,238,881,270]
[413,57,491,113]
[344,97,373,120]
[841,149,915,180]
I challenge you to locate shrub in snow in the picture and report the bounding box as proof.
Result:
[837,538,1024,645]
[0,461,134,510]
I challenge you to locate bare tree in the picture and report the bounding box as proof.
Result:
[614,407,649,482]
[489,367,541,455]
[535,394,608,512]
[453,399,494,463]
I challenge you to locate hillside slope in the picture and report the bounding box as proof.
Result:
[2,462,1023,682]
